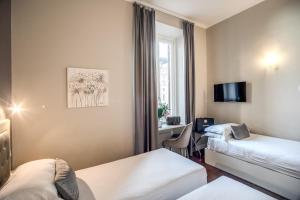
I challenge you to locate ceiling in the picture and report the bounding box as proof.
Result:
[140,0,265,28]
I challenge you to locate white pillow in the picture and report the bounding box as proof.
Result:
[0,159,62,200]
[205,123,239,141]
[204,123,238,134]
[203,132,223,139]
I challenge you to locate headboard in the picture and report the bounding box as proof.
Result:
[0,119,10,188]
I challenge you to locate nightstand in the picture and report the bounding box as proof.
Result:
[194,118,214,159]
[195,118,214,133]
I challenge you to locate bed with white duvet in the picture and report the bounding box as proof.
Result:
[0,119,207,200]
[178,176,275,200]
[207,133,300,179]
[0,147,207,200]
[204,123,300,199]
[75,148,207,200]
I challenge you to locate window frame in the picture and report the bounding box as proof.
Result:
[156,34,178,116]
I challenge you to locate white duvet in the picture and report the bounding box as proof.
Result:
[208,133,300,179]
[76,148,207,200]
[178,176,275,200]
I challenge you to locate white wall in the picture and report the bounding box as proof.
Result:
[207,0,300,141]
[11,0,134,170]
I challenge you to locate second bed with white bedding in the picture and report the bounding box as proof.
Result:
[207,133,300,179]
[178,176,275,200]
[76,148,207,200]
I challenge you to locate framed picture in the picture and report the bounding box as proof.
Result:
[67,67,109,108]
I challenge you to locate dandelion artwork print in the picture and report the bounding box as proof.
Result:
[67,67,109,108]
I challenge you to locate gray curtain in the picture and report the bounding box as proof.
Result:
[183,21,195,156]
[183,21,195,125]
[134,3,158,154]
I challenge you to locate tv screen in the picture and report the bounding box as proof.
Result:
[214,82,246,102]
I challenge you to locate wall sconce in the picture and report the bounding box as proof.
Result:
[263,50,282,70]
[9,103,24,115]
[0,98,24,116]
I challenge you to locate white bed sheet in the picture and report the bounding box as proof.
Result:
[207,133,300,179]
[178,176,275,200]
[76,148,207,200]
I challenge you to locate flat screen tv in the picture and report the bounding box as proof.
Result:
[214,82,246,102]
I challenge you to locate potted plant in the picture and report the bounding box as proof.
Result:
[157,102,170,128]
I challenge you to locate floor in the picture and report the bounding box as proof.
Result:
[191,154,288,200]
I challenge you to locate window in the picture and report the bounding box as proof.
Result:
[157,39,173,108]
[156,22,185,121]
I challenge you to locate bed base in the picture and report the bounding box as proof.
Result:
[205,148,300,200]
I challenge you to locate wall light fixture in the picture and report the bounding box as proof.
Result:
[263,50,282,70]
[9,103,23,115]
[0,98,24,116]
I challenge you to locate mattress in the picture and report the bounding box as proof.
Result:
[75,148,207,200]
[207,134,300,179]
[178,176,275,200]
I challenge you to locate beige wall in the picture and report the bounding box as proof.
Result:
[194,26,207,118]
[156,11,182,29]
[207,0,300,141]
[0,0,11,120]
[156,11,207,118]
[11,0,134,170]
[11,0,207,169]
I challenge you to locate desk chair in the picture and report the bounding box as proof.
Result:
[162,122,193,157]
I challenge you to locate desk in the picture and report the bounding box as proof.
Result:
[158,124,200,156]
[158,124,186,148]
[159,124,186,133]
[158,124,206,158]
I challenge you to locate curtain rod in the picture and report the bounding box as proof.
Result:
[124,0,206,28]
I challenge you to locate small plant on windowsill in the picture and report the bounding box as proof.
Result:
[158,103,170,128]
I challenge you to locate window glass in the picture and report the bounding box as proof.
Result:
[158,41,171,106]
